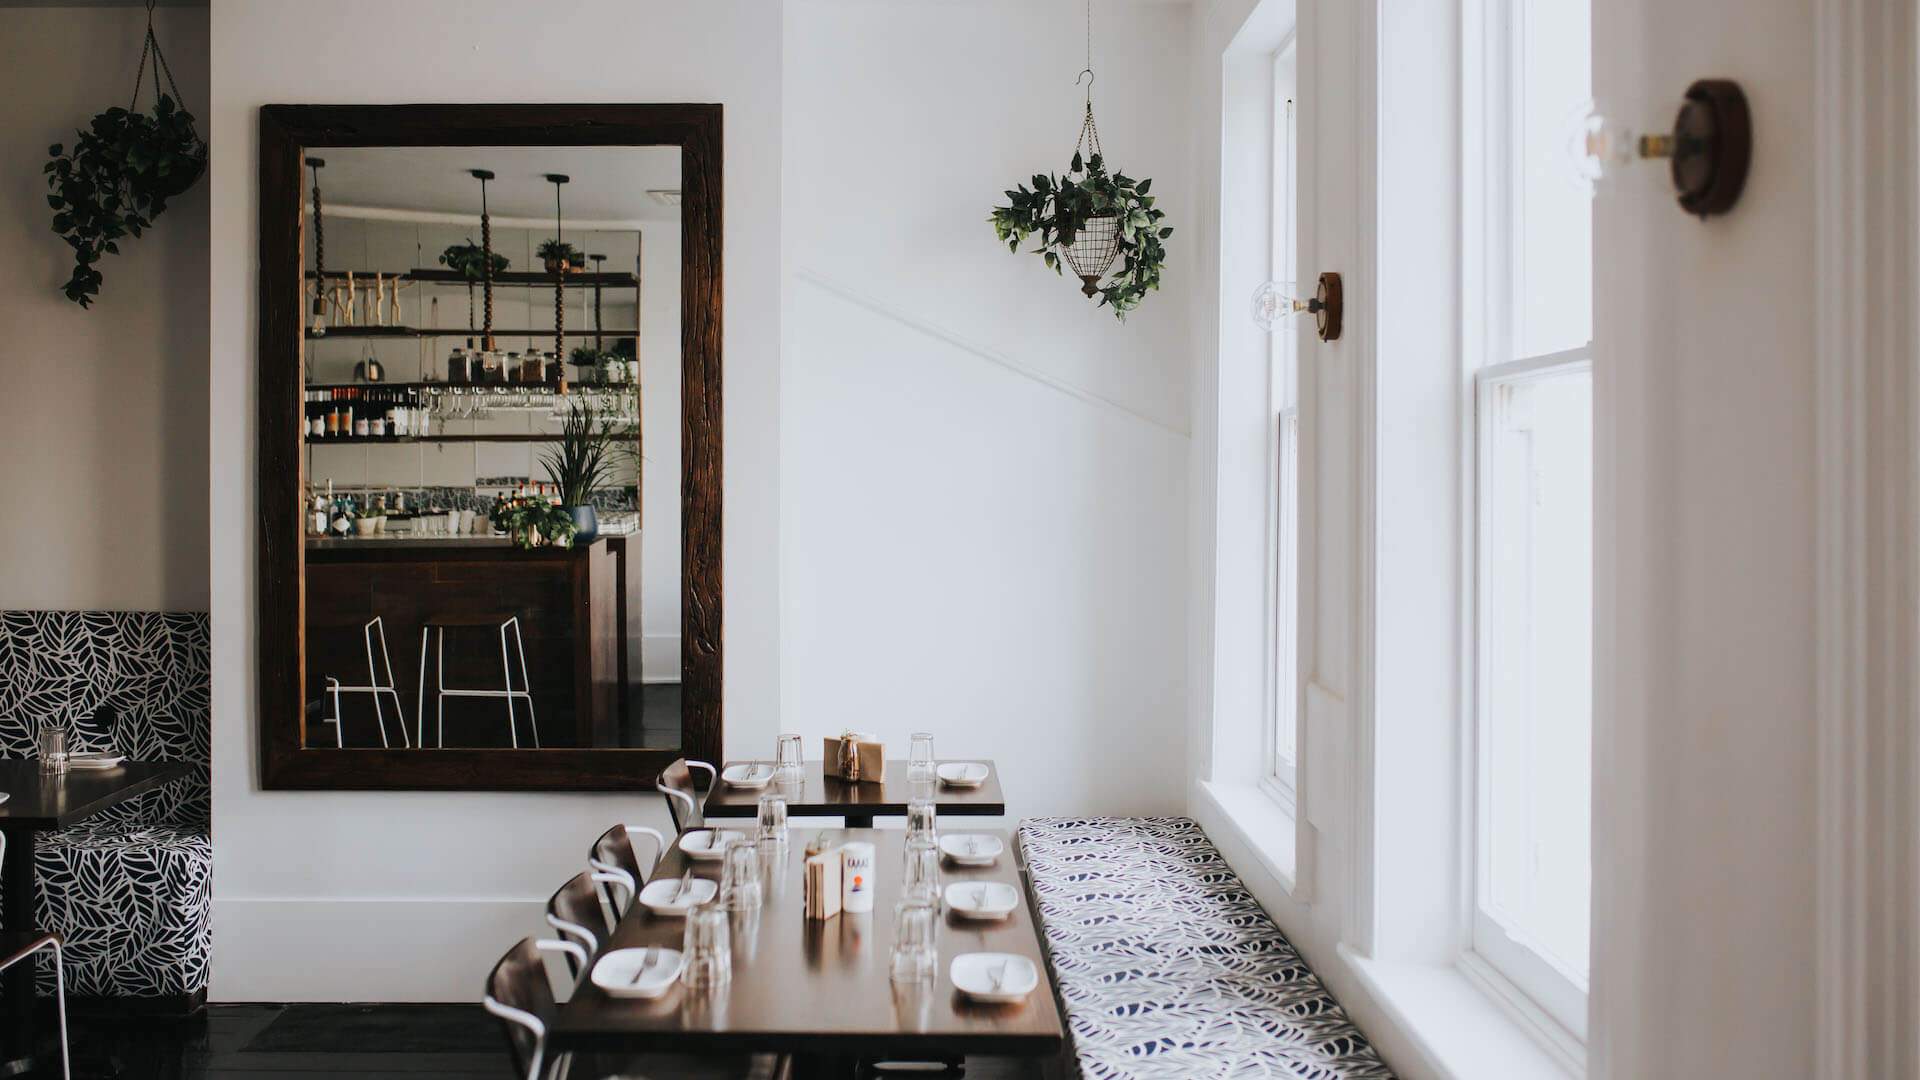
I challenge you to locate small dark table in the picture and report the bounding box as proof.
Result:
[0,760,190,1077]
[550,828,1063,1078]
[702,760,1006,828]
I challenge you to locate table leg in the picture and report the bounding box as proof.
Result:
[844,813,876,829]
[0,825,40,1077]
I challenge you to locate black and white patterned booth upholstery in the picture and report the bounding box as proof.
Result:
[0,611,212,1001]
[1018,817,1395,1080]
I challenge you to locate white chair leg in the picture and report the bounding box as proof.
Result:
[416,626,430,749]
[368,617,409,749]
[52,939,69,1080]
[363,619,390,749]
[324,677,345,748]
[509,617,539,748]
[497,622,519,749]
[436,629,447,749]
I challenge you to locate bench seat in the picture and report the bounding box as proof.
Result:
[1018,816,1394,1079]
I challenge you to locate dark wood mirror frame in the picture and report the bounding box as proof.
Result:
[257,104,722,790]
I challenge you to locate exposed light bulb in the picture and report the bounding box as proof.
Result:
[1252,280,1316,332]
[1567,99,1678,195]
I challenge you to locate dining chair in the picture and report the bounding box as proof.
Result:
[657,758,716,833]
[484,936,790,1080]
[543,870,628,976]
[0,835,69,1080]
[588,823,666,916]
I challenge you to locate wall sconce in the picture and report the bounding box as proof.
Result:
[1252,272,1343,341]
[1571,79,1750,218]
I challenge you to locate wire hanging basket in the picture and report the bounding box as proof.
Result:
[1061,89,1121,296]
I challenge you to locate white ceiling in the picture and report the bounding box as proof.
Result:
[310,146,681,222]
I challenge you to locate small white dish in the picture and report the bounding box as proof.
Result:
[590,947,685,999]
[677,830,738,861]
[66,753,126,771]
[938,833,1004,867]
[0,793,9,806]
[936,762,990,788]
[721,762,774,789]
[951,953,1037,1003]
[945,881,1019,920]
[638,875,718,917]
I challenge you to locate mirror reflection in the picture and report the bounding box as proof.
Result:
[299,146,682,750]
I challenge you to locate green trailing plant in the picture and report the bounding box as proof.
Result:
[570,345,609,367]
[489,494,578,550]
[44,95,207,307]
[538,239,584,273]
[540,399,615,508]
[438,240,508,281]
[989,151,1171,320]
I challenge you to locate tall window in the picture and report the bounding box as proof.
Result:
[1267,39,1300,800]
[1468,0,1591,1039]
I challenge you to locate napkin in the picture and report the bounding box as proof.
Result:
[804,847,843,920]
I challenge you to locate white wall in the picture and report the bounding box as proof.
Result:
[0,6,208,612]
[781,0,1192,820]
[207,0,781,1000]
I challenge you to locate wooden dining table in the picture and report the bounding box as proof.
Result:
[702,760,1007,828]
[0,759,192,1076]
[548,827,1063,1078]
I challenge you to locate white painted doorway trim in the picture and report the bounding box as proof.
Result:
[1811,1,1920,1076]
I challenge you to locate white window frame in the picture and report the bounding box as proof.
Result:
[1262,35,1300,808]
[1462,0,1591,1045]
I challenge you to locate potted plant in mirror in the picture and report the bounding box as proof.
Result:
[439,240,509,331]
[45,94,208,307]
[538,239,584,275]
[541,399,614,543]
[489,494,578,551]
[570,345,607,385]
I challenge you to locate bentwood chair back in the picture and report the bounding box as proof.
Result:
[483,936,586,1080]
[589,823,666,916]
[0,833,70,1080]
[545,870,630,976]
[657,758,715,833]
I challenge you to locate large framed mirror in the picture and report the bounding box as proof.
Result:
[257,105,721,789]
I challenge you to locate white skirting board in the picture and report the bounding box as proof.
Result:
[211,897,552,1002]
[642,633,680,684]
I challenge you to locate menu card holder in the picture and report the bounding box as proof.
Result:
[822,733,885,783]
[804,847,844,920]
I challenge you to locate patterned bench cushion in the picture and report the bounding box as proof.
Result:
[0,610,212,998]
[1019,817,1394,1080]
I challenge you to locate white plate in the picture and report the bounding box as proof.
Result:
[721,762,773,789]
[590,947,685,999]
[677,830,738,861]
[639,875,718,917]
[937,762,990,788]
[945,881,1019,920]
[950,953,1037,1003]
[938,833,1004,867]
[0,793,8,806]
[66,753,126,771]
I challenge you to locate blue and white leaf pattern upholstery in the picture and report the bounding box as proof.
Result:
[1019,817,1395,1080]
[0,611,212,998]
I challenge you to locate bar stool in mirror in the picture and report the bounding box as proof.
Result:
[416,613,538,749]
[657,758,717,833]
[320,616,409,749]
[588,824,667,916]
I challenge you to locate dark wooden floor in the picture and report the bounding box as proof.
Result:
[35,1002,1047,1079]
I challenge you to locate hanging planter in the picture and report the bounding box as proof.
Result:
[989,5,1169,320]
[44,4,207,308]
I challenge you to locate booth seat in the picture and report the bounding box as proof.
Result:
[1018,816,1395,1080]
[0,611,211,1005]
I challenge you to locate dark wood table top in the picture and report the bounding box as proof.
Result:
[549,827,1063,1058]
[0,761,193,831]
[702,760,1006,819]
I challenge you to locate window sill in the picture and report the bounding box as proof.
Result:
[1196,779,1296,893]
[1339,945,1583,1079]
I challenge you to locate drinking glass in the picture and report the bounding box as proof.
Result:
[681,903,732,990]
[719,838,763,911]
[37,724,68,775]
[775,733,804,782]
[901,839,941,907]
[889,898,938,982]
[907,732,935,782]
[756,792,789,846]
[905,796,938,847]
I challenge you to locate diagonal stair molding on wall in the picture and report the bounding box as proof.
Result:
[793,268,1191,439]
